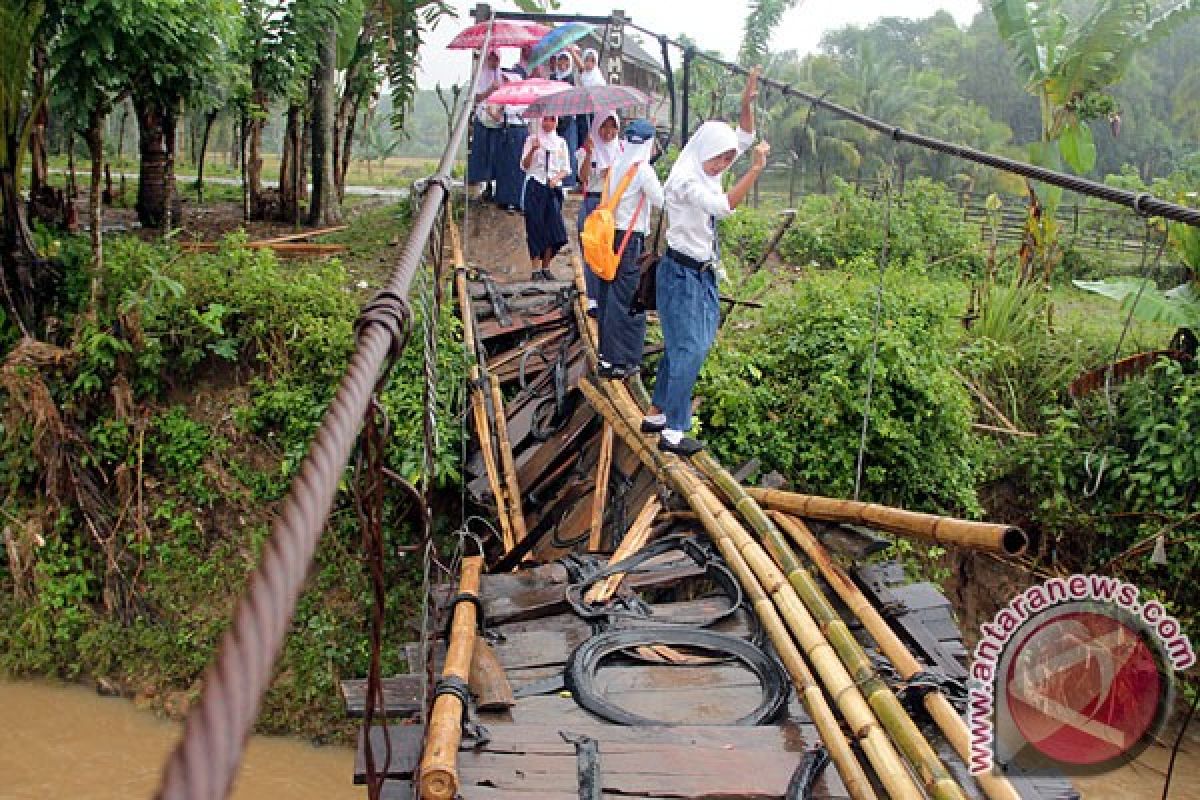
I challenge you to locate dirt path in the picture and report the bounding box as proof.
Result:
[460,193,583,281]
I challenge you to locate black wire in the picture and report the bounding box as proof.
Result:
[1162,684,1199,800]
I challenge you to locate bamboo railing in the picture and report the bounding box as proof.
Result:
[697,453,967,800]
[418,555,484,800]
[450,221,515,551]
[580,380,915,800]
[771,512,1022,800]
[745,487,1028,556]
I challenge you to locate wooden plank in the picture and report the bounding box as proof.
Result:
[476,309,570,342]
[466,357,589,479]
[855,562,968,680]
[252,224,348,244]
[479,559,709,625]
[354,724,425,782]
[340,675,423,718]
[177,241,346,254]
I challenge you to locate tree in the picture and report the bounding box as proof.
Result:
[52,1,133,298]
[120,0,236,229]
[739,0,801,67]
[0,0,46,332]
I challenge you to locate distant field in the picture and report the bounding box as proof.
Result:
[40,153,462,190]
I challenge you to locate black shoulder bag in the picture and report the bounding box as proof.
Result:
[630,208,664,314]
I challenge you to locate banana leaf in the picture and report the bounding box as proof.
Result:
[1073,278,1200,328]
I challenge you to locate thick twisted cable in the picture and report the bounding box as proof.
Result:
[153,71,476,800]
[622,23,1200,229]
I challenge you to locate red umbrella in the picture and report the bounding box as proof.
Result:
[447,20,551,50]
[522,85,650,119]
[487,78,572,107]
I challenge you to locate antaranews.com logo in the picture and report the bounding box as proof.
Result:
[969,574,1195,776]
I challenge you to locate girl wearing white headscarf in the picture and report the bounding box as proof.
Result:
[576,111,621,312]
[642,68,770,455]
[467,48,506,194]
[521,115,572,279]
[578,48,606,87]
[550,51,581,188]
[593,119,663,378]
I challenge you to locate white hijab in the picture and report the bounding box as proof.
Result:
[608,131,654,190]
[589,111,622,172]
[663,120,739,197]
[579,48,606,87]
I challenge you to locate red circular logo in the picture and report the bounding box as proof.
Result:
[1004,609,1165,767]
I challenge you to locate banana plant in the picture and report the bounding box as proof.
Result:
[1074,224,1200,336]
[990,0,1200,284]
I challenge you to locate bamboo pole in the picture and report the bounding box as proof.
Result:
[580,380,918,800]
[771,512,1022,800]
[418,555,484,800]
[588,422,615,550]
[586,495,662,604]
[695,453,967,800]
[745,487,1027,556]
[488,372,528,545]
[451,220,514,552]
[568,246,600,367]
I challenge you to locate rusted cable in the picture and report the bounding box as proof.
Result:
[153,56,476,800]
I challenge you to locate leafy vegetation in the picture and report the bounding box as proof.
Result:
[0,203,466,738]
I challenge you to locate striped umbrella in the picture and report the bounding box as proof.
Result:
[521,84,650,119]
[527,22,594,69]
[446,20,551,50]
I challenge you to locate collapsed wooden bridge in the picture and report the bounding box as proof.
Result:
[337,199,1078,800]
[146,11,1200,800]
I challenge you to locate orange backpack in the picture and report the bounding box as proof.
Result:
[580,163,646,281]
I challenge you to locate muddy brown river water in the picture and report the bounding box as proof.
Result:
[0,679,360,799]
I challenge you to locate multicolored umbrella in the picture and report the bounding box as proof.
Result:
[446,20,551,50]
[521,84,650,119]
[487,78,573,107]
[527,22,594,69]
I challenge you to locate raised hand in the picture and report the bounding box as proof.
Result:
[751,140,770,171]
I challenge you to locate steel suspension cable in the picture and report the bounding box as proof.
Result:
[153,48,478,800]
[624,21,1200,228]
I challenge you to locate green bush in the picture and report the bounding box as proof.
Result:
[1009,359,1200,632]
[696,273,981,514]
[777,178,982,277]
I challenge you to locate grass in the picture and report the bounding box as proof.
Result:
[40,153,455,191]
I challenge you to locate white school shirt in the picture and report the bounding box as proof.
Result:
[607,162,663,235]
[664,126,755,262]
[474,68,504,115]
[523,133,570,185]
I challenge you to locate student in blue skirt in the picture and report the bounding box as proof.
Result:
[467,49,506,198]
[520,115,571,280]
[594,119,663,380]
[576,111,621,316]
[492,103,528,212]
[642,67,770,456]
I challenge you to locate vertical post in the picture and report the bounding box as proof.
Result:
[659,35,676,146]
[606,10,627,86]
[681,47,693,144]
[472,3,492,23]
